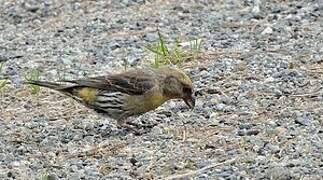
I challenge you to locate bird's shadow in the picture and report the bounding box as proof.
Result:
[97,122,157,137]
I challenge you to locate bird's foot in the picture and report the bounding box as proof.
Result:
[116,122,143,135]
[126,121,157,129]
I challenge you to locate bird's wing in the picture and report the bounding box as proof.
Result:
[62,69,157,95]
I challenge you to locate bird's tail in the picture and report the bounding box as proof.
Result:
[24,80,74,93]
[24,80,96,106]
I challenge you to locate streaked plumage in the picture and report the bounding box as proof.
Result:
[26,66,195,127]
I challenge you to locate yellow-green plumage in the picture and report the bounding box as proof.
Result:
[143,91,169,111]
[74,87,97,103]
[25,66,195,127]
[125,89,169,114]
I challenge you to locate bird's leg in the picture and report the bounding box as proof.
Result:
[116,114,154,134]
[122,116,143,128]
[117,118,140,131]
[116,118,146,135]
[125,121,141,128]
[126,120,155,129]
[116,118,133,129]
[124,117,156,129]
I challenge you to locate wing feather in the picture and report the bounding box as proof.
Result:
[62,69,157,95]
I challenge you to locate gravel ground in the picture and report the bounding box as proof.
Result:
[1,0,323,179]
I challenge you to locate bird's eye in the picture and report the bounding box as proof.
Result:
[183,87,192,94]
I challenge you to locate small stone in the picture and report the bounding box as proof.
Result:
[130,157,138,166]
[24,4,40,12]
[238,129,261,136]
[295,115,311,126]
[252,5,261,17]
[110,43,121,50]
[272,5,282,13]
[68,173,81,180]
[84,122,94,131]
[7,171,13,178]
[265,166,290,179]
[275,127,287,136]
[256,155,267,164]
[210,97,219,105]
[246,129,260,136]
[216,103,226,111]
[61,58,73,65]
[173,6,184,12]
[237,129,246,136]
[151,126,163,135]
[261,26,273,35]
[0,54,9,61]
[70,165,78,172]
[219,95,234,104]
[48,174,58,180]
[199,70,209,77]
[250,137,265,148]
[73,134,83,141]
[84,166,99,177]
[209,112,219,126]
[264,76,275,83]
[265,143,280,153]
[239,123,253,130]
[144,33,157,42]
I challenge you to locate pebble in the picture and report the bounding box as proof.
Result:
[265,143,280,153]
[144,32,158,42]
[295,113,312,126]
[261,26,273,35]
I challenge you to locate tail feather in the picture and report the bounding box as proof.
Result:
[24,80,96,106]
[24,80,74,92]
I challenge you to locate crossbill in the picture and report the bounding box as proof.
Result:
[26,66,195,127]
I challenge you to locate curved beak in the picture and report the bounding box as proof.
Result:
[184,96,195,109]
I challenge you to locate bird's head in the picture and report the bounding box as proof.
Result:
[158,67,195,109]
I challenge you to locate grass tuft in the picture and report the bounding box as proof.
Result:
[190,38,203,62]
[146,30,203,68]
[0,62,4,72]
[25,69,41,94]
[122,58,129,71]
[0,79,7,91]
[55,65,68,81]
[39,171,49,180]
[0,63,7,92]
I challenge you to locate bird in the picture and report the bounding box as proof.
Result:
[25,66,195,128]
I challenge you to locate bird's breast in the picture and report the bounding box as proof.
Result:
[125,91,168,114]
[144,92,168,111]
